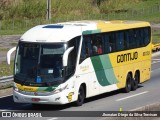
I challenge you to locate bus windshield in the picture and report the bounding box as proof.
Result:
[14,42,66,86]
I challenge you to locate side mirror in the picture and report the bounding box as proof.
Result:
[7,47,16,65]
[63,47,74,67]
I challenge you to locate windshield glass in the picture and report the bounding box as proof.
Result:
[14,42,66,86]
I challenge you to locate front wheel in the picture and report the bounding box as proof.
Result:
[75,86,85,106]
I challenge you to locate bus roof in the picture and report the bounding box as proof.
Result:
[20,20,150,43]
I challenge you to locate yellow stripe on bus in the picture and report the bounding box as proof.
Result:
[16,83,38,92]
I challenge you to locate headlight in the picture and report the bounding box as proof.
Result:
[52,84,68,94]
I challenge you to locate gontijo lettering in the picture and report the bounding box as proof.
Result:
[117,52,138,63]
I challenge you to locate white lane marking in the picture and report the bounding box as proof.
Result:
[48,118,58,120]
[116,91,149,102]
[151,61,160,64]
[152,58,160,64]
[151,68,160,73]
[152,59,160,61]
[0,94,13,99]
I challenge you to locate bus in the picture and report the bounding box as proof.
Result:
[7,20,151,106]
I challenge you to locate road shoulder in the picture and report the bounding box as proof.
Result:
[0,88,12,98]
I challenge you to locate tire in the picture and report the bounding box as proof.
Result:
[75,86,85,106]
[131,72,139,91]
[124,73,132,93]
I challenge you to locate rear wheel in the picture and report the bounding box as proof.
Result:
[75,85,85,106]
[131,72,139,91]
[124,73,132,93]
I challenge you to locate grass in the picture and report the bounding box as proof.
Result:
[10,42,17,46]
[152,30,160,44]
[0,0,159,44]
[0,0,160,42]
[0,0,160,35]
[0,48,9,51]
[0,61,14,77]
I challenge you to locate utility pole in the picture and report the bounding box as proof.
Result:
[46,0,51,20]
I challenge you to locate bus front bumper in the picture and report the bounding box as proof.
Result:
[13,90,73,105]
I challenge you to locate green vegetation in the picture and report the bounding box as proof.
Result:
[0,48,9,51]
[0,61,14,77]
[152,29,160,44]
[10,42,17,46]
[0,0,159,39]
[1,0,160,20]
[0,0,160,32]
[0,0,159,40]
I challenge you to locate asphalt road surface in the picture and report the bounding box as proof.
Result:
[0,55,160,120]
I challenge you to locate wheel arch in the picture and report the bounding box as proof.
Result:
[80,83,86,98]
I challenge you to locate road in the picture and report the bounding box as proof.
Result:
[0,55,160,120]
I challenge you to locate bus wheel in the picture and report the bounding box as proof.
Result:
[131,72,139,91]
[75,85,85,106]
[124,73,132,93]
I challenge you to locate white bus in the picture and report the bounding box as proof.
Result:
[7,20,151,106]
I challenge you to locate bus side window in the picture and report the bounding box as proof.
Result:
[116,31,124,51]
[66,37,80,77]
[109,32,116,52]
[101,34,105,54]
[84,36,92,58]
[129,30,136,48]
[80,39,86,63]
[95,35,103,55]
[143,27,150,46]
[135,29,140,47]
[139,29,145,46]
[125,31,129,49]
[104,33,110,53]
[79,35,92,63]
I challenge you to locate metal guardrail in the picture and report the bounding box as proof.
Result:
[0,76,13,83]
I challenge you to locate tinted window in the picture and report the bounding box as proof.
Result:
[104,33,110,53]
[108,32,116,52]
[66,36,80,78]
[143,28,150,45]
[79,27,150,64]
[116,31,124,51]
